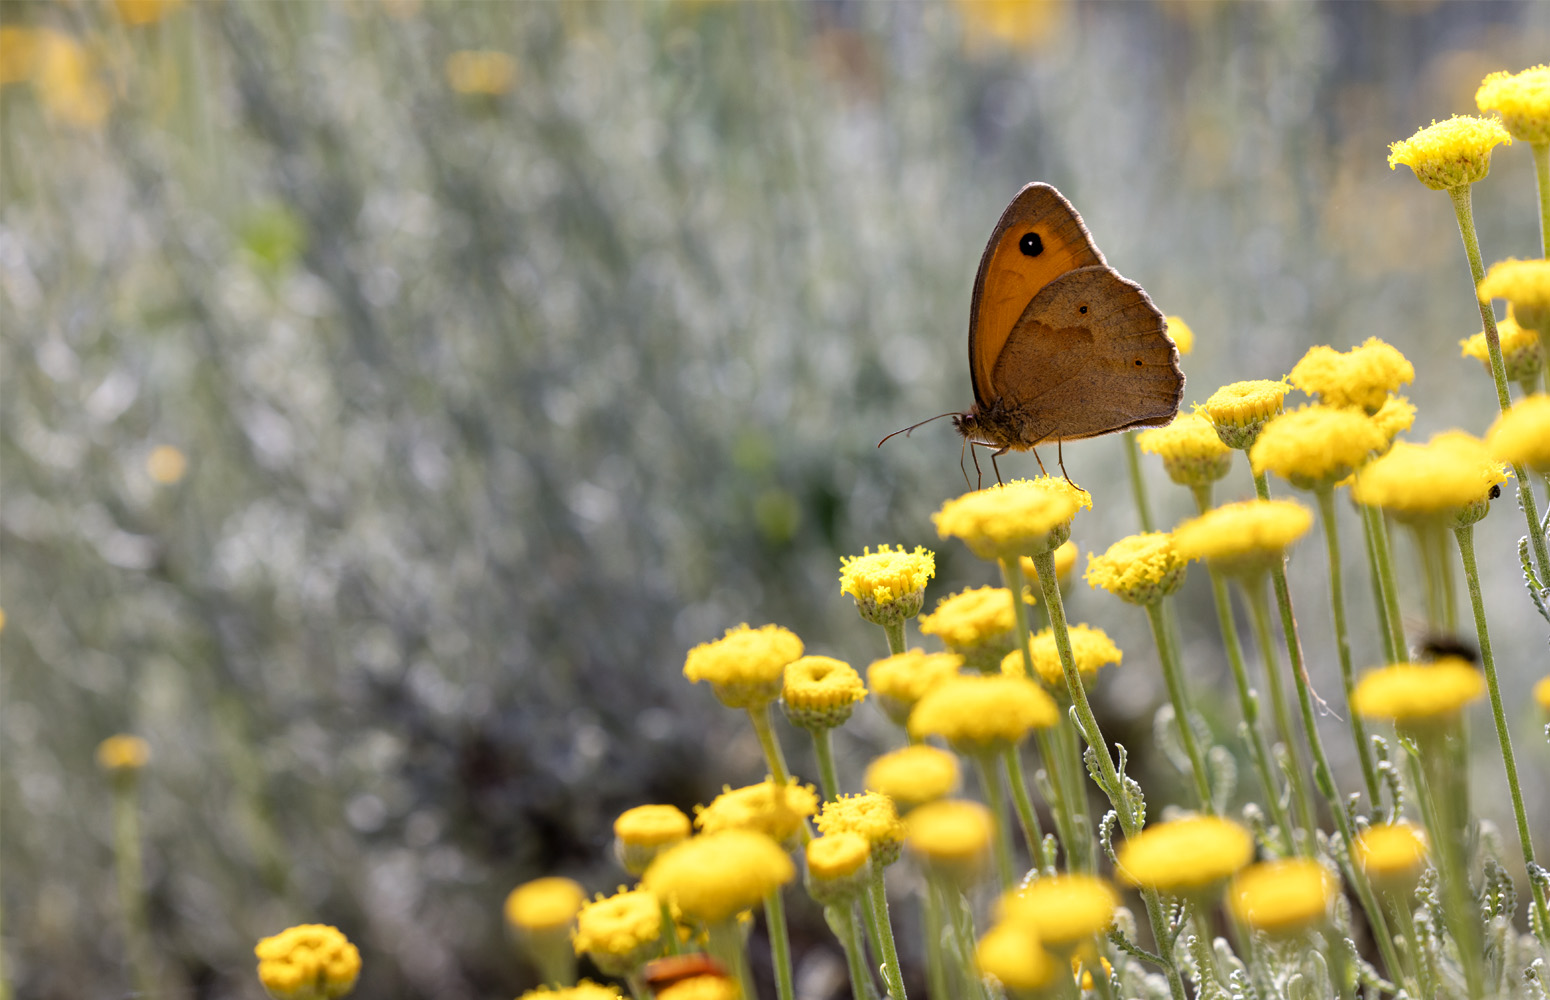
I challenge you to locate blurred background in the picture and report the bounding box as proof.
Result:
[3,1,1549,997]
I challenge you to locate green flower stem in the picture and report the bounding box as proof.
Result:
[1190,483,1295,850]
[973,754,1016,890]
[707,918,757,1000]
[1001,746,1050,869]
[858,884,888,989]
[1534,141,1550,259]
[1404,733,1484,1000]
[749,702,792,786]
[1454,524,1550,932]
[1144,600,1215,812]
[1382,889,1436,1000]
[1243,576,1318,842]
[1188,905,1226,997]
[1052,720,1093,867]
[883,620,907,657]
[1448,184,1550,586]
[110,776,157,1000]
[625,973,649,1000]
[1032,728,1080,872]
[934,878,991,1000]
[1315,486,1382,809]
[812,727,842,802]
[659,900,682,955]
[867,866,909,1000]
[1360,501,1407,663]
[920,890,951,1000]
[1124,430,1157,533]
[1031,548,1187,1000]
[765,888,796,1000]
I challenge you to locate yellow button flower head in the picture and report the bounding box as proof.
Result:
[1164,315,1195,355]
[516,982,624,1000]
[1487,394,1550,473]
[909,674,1059,754]
[683,624,803,710]
[1388,115,1512,190]
[1002,624,1122,689]
[255,924,361,1000]
[1287,338,1415,414]
[906,799,994,885]
[1351,433,1509,527]
[1201,380,1289,450]
[655,975,737,1000]
[1137,413,1233,487]
[997,874,1120,950]
[1478,258,1550,339]
[1116,815,1255,894]
[976,922,1056,994]
[1172,499,1314,578]
[867,649,964,725]
[918,586,1020,671]
[864,744,961,812]
[31,30,111,128]
[1537,676,1550,712]
[695,778,818,849]
[933,477,1090,562]
[1019,539,1079,590]
[507,877,587,936]
[614,805,692,876]
[445,50,516,95]
[1476,64,1550,143]
[572,887,664,976]
[96,734,151,774]
[1085,532,1185,606]
[804,832,872,904]
[1351,658,1485,726]
[1227,859,1337,936]
[1250,404,1387,490]
[1370,395,1417,447]
[816,792,907,867]
[1352,822,1429,887]
[781,655,866,730]
[643,830,795,924]
[1462,310,1543,386]
[839,544,936,627]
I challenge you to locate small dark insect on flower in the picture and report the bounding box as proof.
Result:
[1415,631,1481,665]
[1489,483,1502,499]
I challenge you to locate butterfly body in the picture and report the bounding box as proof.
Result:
[956,184,1184,460]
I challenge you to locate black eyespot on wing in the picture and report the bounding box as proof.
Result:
[1134,359,1143,366]
[1078,304,1088,314]
[1019,232,1043,257]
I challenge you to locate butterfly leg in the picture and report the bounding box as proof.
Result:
[1057,439,1074,486]
[989,446,1013,485]
[1028,446,1049,478]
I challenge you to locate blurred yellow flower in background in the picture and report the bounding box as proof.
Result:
[506,877,587,935]
[1116,815,1254,893]
[614,804,692,875]
[867,649,964,725]
[1352,821,1429,886]
[445,50,517,96]
[1227,859,1337,936]
[25,29,112,128]
[1475,64,1550,143]
[1164,315,1195,355]
[147,445,188,484]
[1352,659,1485,724]
[1287,338,1414,413]
[1002,623,1122,688]
[572,887,664,977]
[815,792,906,866]
[1461,310,1543,385]
[997,874,1119,950]
[863,745,961,812]
[1351,433,1509,523]
[97,734,151,773]
[1478,257,1550,334]
[1018,538,1078,589]
[905,799,993,884]
[1250,404,1386,489]
[254,924,361,1000]
[1172,499,1313,576]
[113,0,184,27]
[1137,412,1232,487]
[955,0,1066,51]
[643,830,795,923]
[974,921,1056,993]
[909,673,1059,751]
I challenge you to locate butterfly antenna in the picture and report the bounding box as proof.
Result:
[878,412,961,448]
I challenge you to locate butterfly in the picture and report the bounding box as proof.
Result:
[642,954,729,994]
[912,183,1185,483]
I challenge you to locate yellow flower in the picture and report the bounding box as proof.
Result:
[804,832,872,904]
[1351,659,1485,725]
[1487,394,1550,476]
[918,586,1020,669]
[655,976,736,1000]
[444,50,516,95]
[516,982,624,1000]
[614,805,692,876]
[1461,310,1543,386]
[1388,115,1512,190]
[695,779,818,848]
[1352,822,1429,886]
[997,874,1120,949]
[1370,395,1417,446]
[866,649,964,725]
[1084,532,1185,605]
[255,924,361,1000]
[1250,404,1387,490]
[96,734,151,773]
[1137,413,1233,487]
[642,830,796,924]
[1478,258,1550,338]
[506,877,587,935]
[0,28,40,86]
[572,888,664,976]
[147,445,188,484]
[1227,859,1337,936]
[1002,624,1122,688]
[1164,315,1195,355]
[683,624,803,709]
[975,923,1056,993]
[1287,338,1415,413]
[955,0,1065,51]
[781,655,866,730]
[839,544,936,626]
[1019,539,1079,589]
[32,30,111,128]
[1537,676,1550,712]
[933,477,1090,562]
[1116,815,1255,893]
[1350,434,1509,526]
[1476,64,1550,143]
[113,0,183,26]
[909,674,1059,752]
[1171,499,1314,577]
[863,745,962,812]
[906,799,993,884]
[816,792,906,867]
[1200,380,1289,449]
